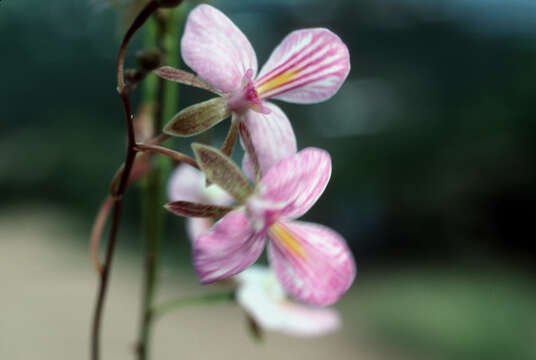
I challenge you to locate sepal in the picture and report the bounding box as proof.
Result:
[165,201,234,218]
[164,98,230,137]
[192,143,253,203]
[154,66,219,94]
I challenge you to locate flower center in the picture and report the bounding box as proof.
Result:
[226,69,271,115]
[245,193,282,232]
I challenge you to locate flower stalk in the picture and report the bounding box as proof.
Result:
[137,6,186,360]
[152,291,235,319]
[90,2,184,360]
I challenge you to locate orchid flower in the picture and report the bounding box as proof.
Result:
[167,164,233,240]
[155,4,350,157]
[167,144,356,306]
[235,265,341,336]
[167,170,342,335]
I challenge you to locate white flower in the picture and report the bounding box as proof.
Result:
[235,265,341,336]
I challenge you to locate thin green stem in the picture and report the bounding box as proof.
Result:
[153,291,235,319]
[137,7,186,360]
[136,16,162,360]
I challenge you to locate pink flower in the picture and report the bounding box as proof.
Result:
[167,167,343,333]
[235,265,341,336]
[193,147,356,306]
[156,4,350,171]
[181,4,349,106]
[167,164,233,240]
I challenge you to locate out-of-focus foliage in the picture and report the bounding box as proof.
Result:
[4,0,534,263]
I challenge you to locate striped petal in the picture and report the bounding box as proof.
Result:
[241,102,297,180]
[255,28,350,103]
[260,147,331,219]
[181,4,257,93]
[193,209,266,284]
[268,221,356,305]
[236,265,341,336]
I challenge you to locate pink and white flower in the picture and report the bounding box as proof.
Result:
[192,147,356,306]
[156,4,350,162]
[167,168,343,333]
[235,265,341,336]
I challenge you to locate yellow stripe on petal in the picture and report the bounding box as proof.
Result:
[269,222,306,259]
[256,70,297,98]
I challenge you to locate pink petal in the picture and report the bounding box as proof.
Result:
[186,218,213,243]
[193,209,266,284]
[268,221,356,306]
[181,4,257,93]
[167,164,204,203]
[260,147,331,219]
[255,28,350,103]
[241,102,297,180]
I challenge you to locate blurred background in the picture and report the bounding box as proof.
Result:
[1,0,535,359]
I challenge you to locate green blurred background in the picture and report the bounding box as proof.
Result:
[1,0,535,359]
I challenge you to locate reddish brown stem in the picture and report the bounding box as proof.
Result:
[135,143,199,169]
[90,197,114,274]
[91,2,161,360]
[116,0,160,93]
[148,133,171,146]
[91,95,138,360]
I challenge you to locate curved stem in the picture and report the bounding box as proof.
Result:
[91,2,163,360]
[117,0,160,94]
[135,143,199,169]
[148,133,171,145]
[90,197,114,274]
[153,291,235,319]
[136,7,186,359]
[91,148,136,360]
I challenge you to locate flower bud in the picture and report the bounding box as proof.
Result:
[136,49,163,73]
[157,0,184,9]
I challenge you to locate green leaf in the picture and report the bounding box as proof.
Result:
[164,97,231,137]
[192,143,253,203]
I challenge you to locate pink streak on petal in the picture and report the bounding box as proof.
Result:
[260,147,331,219]
[255,28,350,103]
[193,209,266,284]
[241,102,297,180]
[242,153,255,183]
[181,4,257,94]
[186,218,213,243]
[167,164,204,203]
[268,220,356,306]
